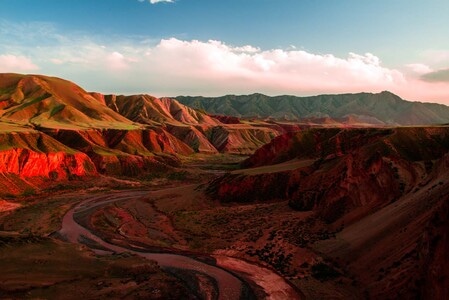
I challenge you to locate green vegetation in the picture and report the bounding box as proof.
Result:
[50,104,66,117]
[0,193,80,235]
[5,93,52,115]
[167,170,189,180]
[21,188,36,197]
[246,242,295,276]
[0,237,193,299]
[176,92,449,125]
[311,262,341,281]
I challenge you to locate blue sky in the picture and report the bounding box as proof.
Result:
[1,0,449,102]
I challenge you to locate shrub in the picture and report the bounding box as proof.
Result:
[311,262,340,281]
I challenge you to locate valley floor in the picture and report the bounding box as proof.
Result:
[1,152,447,299]
[0,155,308,299]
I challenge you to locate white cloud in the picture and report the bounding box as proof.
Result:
[106,51,129,70]
[141,0,174,4]
[142,38,405,95]
[406,63,433,75]
[0,54,38,72]
[1,20,449,103]
[233,45,261,53]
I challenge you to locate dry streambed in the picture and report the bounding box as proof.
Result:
[58,187,301,300]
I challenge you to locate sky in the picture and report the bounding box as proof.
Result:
[1,0,449,103]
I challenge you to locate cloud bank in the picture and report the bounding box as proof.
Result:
[143,38,406,95]
[1,21,449,103]
[0,54,38,72]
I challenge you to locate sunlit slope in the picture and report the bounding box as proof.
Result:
[97,93,282,154]
[95,94,220,127]
[0,73,283,195]
[0,130,97,195]
[0,74,140,129]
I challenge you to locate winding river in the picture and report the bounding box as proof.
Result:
[57,188,300,300]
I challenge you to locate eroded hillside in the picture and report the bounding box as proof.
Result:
[0,74,282,195]
[207,127,449,298]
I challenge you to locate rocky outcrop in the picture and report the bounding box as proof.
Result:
[166,125,218,154]
[208,127,449,224]
[0,130,97,195]
[102,94,219,126]
[45,128,189,175]
[0,148,95,179]
[206,125,278,155]
[210,115,241,124]
[0,74,282,193]
[99,93,281,154]
[207,127,449,299]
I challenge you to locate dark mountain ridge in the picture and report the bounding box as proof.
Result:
[176,91,449,125]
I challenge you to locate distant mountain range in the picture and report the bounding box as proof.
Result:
[176,92,449,125]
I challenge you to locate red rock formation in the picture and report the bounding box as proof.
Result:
[210,115,241,124]
[0,130,97,194]
[102,94,220,127]
[0,74,136,129]
[208,127,449,299]
[241,131,299,167]
[100,93,282,154]
[0,149,95,178]
[210,127,449,224]
[0,74,283,189]
[43,128,190,174]
[166,125,218,154]
[206,125,279,155]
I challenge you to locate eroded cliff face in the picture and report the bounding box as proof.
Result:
[208,154,410,225]
[241,131,301,167]
[43,128,189,175]
[420,199,449,300]
[99,93,282,154]
[0,129,187,195]
[208,127,449,224]
[0,126,190,195]
[208,127,449,300]
[0,149,95,178]
[411,154,449,300]
[310,153,449,300]
[206,125,277,155]
[0,75,290,199]
[0,131,97,195]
